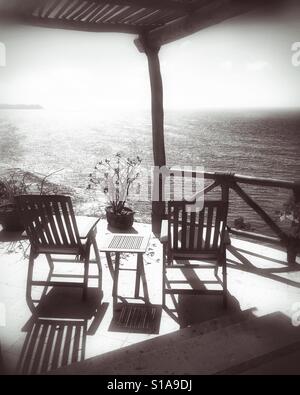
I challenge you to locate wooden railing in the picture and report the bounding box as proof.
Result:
[156,168,300,264]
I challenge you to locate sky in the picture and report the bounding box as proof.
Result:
[0,1,300,110]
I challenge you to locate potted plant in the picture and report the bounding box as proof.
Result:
[279,194,300,263]
[0,168,62,232]
[88,153,142,229]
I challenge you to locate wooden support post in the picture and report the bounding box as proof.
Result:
[287,238,298,265]
[142,37,166,235]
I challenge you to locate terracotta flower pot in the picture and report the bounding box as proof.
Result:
[105,206,134,230]
[0,204,24,231]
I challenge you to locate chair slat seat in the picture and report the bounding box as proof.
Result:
[35,245,83,255]
[171,251,219,260]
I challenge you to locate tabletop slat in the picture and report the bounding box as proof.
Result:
[100,233,150,253]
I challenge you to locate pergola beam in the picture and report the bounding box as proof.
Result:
[135,0,261,50]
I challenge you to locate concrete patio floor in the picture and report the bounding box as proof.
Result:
[0,221,300,375]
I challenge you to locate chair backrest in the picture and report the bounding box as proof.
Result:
[167,200,228,254]
[15,195,81,251]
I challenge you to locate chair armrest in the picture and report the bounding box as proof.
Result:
[160,220,168,244]
[76,216,100,239]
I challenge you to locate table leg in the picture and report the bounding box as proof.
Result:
[139,253,150,304]
[135,253,149,303]
[112,252,120,309]
[134,253,141,298]
[106,252,115,279]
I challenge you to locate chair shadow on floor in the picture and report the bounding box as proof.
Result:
[163,260,247,329]
[16,287,108,375]
[163,242,300,329]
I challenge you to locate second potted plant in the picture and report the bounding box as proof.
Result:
[279,194,300,263]
[88,153,142,230]
[0,168,63,232]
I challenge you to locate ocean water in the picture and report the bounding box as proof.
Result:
[0,108,300,235]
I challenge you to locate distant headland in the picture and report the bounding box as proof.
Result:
[0,104,43,110]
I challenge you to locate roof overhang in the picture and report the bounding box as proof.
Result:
[0,0,274,50]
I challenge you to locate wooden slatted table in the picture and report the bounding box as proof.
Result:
[98,222,151,310]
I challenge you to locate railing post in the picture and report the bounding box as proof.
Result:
[222,183,229,202]
[293,181,300,203]
[287,181,300,264]
[287,238,298,265]
[215,171,234,202]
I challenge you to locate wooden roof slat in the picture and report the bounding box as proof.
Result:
[66,1,89,19]
[35,0,191,16]
[74,2,99,21]
[75,0,190,12]
[124,9,161,25]
[127,9,161,25]
[95,5,121,23]
[148,10,183,26]
[102,5,133,24]
[85,3,106,22]
[42,0,63,18]
[89,4,110,22]
[58,0,82,18]
[81,4,103,21]
[100,6,130,23]
[117,7,146,24]
[53,0,75,18]
[20,14,141,33]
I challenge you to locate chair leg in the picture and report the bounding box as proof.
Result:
[138,253,149,304]
[26,248,36,314]
[39,254,54,300]
[82,240,91,301]
[46,254,54,272]
[162,243,167,306]
[134,254,141,299]
[222,253,228,309]
[82,259,89,301]
[92,234,102,292]
[106,252,114,279]
[214,265,219,277]
[112,252,120,310]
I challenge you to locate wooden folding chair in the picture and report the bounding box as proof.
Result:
[15,195,101,313]
[160,199,229,307]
